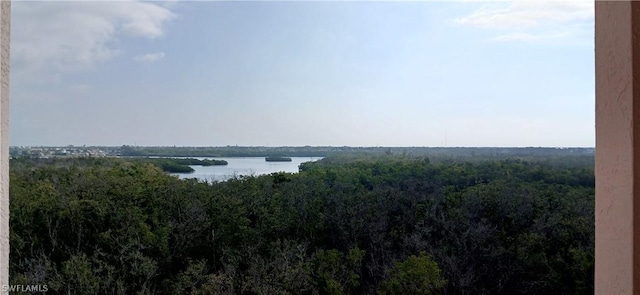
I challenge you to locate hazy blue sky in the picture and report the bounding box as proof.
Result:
[10,0,594,147]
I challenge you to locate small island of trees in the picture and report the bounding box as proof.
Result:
[135,157,228,173]
[265,156,292,162]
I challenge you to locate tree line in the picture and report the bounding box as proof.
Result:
[131,157,229,173]
[118,145,593,160]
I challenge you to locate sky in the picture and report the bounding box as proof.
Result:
[10,0,595,147]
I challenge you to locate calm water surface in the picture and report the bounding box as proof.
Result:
[171,157,323,182]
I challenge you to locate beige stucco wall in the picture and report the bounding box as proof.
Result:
[595,1,639,293]
[0,0,8,290]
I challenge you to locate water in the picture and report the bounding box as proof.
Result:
[171,157,323,182]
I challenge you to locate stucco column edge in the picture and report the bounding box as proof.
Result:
[634,2,640,293]
[595,1,635,294]
[0,0,9,291]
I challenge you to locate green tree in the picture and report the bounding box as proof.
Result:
[378,252,445,295]
[312,247,365,295]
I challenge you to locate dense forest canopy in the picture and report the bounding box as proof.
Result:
[9,153,594,294]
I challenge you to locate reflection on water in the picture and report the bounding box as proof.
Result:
[171,157,323,182]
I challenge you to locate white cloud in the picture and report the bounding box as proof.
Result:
[134,52,165,63]
[455,0,593,42]
[456,0,593,29]
[491,31,571,42]
[12,1,176,78]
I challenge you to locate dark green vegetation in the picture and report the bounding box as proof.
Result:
[266,156,293,162]
[119,145,331,157]
[116,145,593,159]
[132,157,228,173]
[9,154,594,294]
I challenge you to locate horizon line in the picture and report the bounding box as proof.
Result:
[10,145,596,149]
